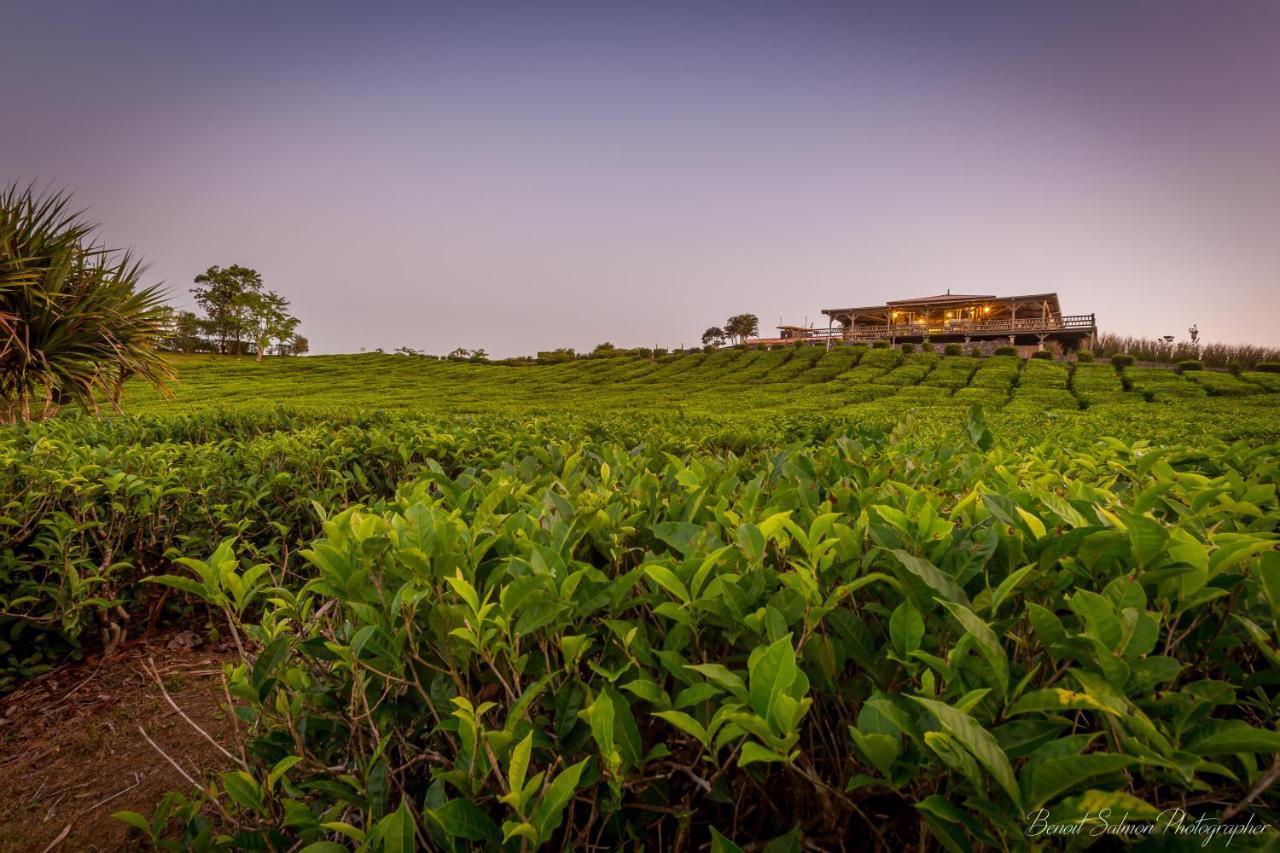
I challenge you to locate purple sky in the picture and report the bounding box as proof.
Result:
[5,1,1280,355]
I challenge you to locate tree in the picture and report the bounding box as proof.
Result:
[170,309,208,353]
[593,342,616,355]
[288,334,309,356]
[191,265,302,358]
[191,265,264,354]
[0,184,172,422]
[241,289,295,361]
[724,314,759,345]
[701,327,727,347]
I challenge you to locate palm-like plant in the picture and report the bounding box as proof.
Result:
[0,184,173,423]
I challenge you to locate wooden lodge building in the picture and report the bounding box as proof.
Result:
[753,291,1097,356]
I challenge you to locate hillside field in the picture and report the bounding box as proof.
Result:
[2,348,1279,850]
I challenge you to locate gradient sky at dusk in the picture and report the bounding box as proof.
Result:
[5,1,1280,354]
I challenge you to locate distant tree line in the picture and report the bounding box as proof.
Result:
[161,265,307,358]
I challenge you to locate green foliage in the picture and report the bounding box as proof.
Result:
[1074,349,1095,362]
[1030,350,1053,360]
[900,342,915,354]
[0,183,173,423]
[724,314,759,345]
[139,410,1272,849]
[1178,359,1204,372]
[1258,362,1280,374]
[943,343,962,356]
[3,352,1279,848]
[536,348,576,364]
[1110,353,1135,369]
[993,345,1016,356]
[1094,332,1280,369]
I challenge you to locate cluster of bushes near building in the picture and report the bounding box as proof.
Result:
[394,330,1280,375]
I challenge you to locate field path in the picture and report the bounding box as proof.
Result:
[0,635,236,851]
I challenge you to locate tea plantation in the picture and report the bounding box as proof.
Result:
[3,349,1279,849]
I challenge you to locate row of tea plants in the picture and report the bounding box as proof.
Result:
[89,406,1280,849]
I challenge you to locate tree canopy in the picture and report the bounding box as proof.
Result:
[724,314,759,345]
[186,265,304,357]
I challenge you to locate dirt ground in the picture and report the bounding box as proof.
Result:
[0,632,239,852]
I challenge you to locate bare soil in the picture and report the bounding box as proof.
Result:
[0,632,238,852]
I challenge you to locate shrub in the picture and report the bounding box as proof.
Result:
[87,405,1280,852]
[900,342,915,354]
[1177,359,1204,372]
[0,184,174,423]
[1228,362,1243,376]
[1075,350,1095,363]
[1110,353,1135,370]
[943,343,962,356]
[1256,362,1280,373]
[993,345,1016,356]
[1030,350,1053,360]
[871,341,889,349]
[1091,331,1280,369]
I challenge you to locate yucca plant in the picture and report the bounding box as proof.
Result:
[0,183,172,422]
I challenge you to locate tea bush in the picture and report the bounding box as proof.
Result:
[2,353,1278,849]
[117,405,1280,850]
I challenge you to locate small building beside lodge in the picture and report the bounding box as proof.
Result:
[749,292,1097,356]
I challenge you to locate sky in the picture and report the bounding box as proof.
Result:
[4,1,1280,355]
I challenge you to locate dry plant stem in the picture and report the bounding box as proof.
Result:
[76,773,143,816]
[220,669,248,766]
[137,723,203,790]
[136,723,236,826]
[39,823,72,853]
[143,655,242,767]
[1221,756,1280,821]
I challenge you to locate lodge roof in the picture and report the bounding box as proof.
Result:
[821,292,1063,317]
[887,293,995,306]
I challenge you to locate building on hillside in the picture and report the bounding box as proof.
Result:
[749,292,1097,355]
[745,324,832,347]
